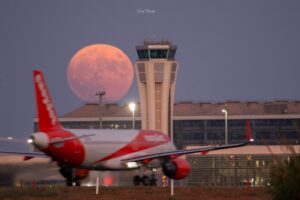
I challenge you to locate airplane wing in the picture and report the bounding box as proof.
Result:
[0,151,48,161]
[0,151,47,157]
[122,142,247,163]
[0,134,94,159]
[0,137,28,143]
[0,137,47,160]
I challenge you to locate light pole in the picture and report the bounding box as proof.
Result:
[96,91,105,129]
[222,109,228,145]
[128,102,136,129]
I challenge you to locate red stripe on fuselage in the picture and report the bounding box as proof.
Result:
[43,129,85,167]
[94,130,170,163]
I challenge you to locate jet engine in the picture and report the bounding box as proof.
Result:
[162,158,190,180]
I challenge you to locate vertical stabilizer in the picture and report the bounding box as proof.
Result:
[33,70,61,132]
[246,119,252,142]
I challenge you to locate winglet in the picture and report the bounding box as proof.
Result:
[33,70,62,132]
[23,156,34,161]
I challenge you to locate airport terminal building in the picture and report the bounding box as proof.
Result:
[34,100,300,186]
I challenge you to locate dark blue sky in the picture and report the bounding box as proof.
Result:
[1,0,300,149]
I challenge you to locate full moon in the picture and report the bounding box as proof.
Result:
[67,44,133,103]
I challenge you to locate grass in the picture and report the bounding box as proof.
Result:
[0,186,271,200]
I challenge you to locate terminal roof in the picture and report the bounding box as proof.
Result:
[61,100,300,119]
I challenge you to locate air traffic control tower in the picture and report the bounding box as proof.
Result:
[134,40,179,137]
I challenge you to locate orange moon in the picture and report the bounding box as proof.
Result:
[67,44,133,103]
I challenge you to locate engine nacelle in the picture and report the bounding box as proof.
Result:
[75,169,89,180]
[162,158,190,180]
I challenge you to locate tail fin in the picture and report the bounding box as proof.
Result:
[33,70,62,132]
[246,119,252,142]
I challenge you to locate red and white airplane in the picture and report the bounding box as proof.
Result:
[1,70,250,186]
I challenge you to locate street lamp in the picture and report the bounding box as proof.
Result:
[96,90,106,129]
[222,109,228,145]
[128,102,136,129]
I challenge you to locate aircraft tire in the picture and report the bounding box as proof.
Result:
[149,173,157,186]
[66,180,73,187]
[75,180,81,187]
[133,175,141,186]
[142,175,149,186]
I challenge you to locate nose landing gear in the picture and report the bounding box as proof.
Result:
[133,173,157,186]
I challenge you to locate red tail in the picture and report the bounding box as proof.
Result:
[33,70,62,132]
[246,119,252,142]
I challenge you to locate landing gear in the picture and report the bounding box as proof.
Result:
[66,180,73,187]
[75,180,81,186]
[133,175,141,186]
[133,173,157,186]
[59,165,87,187]
[142,175,150,186]
[65,178,81,187]
[149,173,157,186]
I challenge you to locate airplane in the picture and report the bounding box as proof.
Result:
[0,70,251,186]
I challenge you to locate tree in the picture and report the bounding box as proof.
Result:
[270,155,300,200]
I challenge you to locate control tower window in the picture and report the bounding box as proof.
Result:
[137,49,149,59]
[168,49,176,59]
[150,49,168,59]
[137,63,146,82]
[154,63,164,82]
[170,63,177,82]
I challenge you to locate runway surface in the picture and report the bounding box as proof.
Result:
[0,186,271,200]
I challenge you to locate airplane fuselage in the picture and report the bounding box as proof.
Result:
[34,129,176,171]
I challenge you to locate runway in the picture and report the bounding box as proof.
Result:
[0,186,271,200]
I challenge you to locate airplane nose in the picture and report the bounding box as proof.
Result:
[31,132,49,149]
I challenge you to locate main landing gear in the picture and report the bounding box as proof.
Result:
[133,173,157,186]
[59,165,81,186]
[59,165,89,187]
[66,179,81,187]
